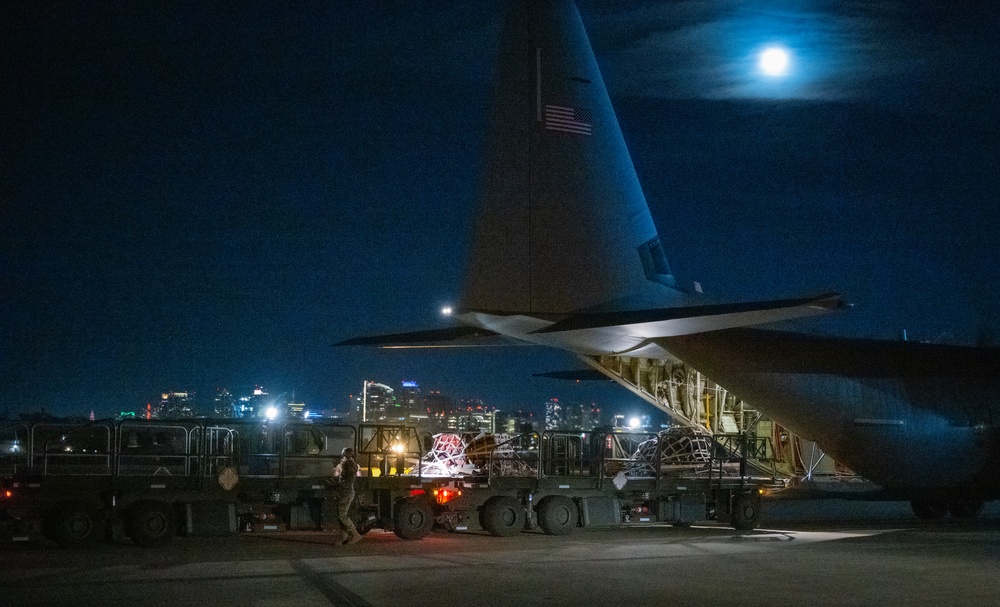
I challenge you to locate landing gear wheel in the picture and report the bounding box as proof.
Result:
[480,495,525,537]
[730,492,761,531]
[393,498,433,540]
[536,496,578,536]
[126,500,178,547]
[911,500,948,520]
[50,502,102,547]
[948,501,984,519]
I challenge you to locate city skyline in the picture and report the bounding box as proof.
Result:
[2,374,657,427]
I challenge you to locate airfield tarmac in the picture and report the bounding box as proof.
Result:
[2,500,999,607]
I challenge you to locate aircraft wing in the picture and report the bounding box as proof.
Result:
[335,326,529,349]
[531,369,612,381]
[529,293,844,338]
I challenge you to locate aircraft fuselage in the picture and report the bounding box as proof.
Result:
[659,328,1000,498]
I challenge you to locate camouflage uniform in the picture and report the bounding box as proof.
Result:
[336,449,361,543]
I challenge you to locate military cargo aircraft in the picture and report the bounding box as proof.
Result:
[343,0,1000,519]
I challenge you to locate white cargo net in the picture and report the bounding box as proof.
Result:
[419,433,475,477]
[625,427,713,477]
[419,432,533,477]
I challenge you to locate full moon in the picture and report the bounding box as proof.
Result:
[759,47,790,76]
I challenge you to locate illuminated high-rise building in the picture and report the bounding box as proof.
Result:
[237,386,270,419]
[213,388,236,418]
[287,399,306,418]
[494,409,537,433]
[423,390,454,416]
[566,402,602,431]
[545,399,603,431]
[360,382,394,422]
[159,391,195,419]
[399,381,421,420]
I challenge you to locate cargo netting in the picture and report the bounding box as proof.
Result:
[419,432,533,477]
[625,426,713,476]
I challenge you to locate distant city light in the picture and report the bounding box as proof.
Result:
[628,417,641,429]
[441,306,453,316]
[265,406,279,420]
[759,47,790,76]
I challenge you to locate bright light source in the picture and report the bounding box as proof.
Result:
[759,47,789,76]
[391,443,405,454]
[441,306,453,316]
[628,417,641,429]
[265,406,279,420]
[432,487,462,505]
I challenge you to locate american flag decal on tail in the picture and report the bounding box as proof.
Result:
[544,104,592,136]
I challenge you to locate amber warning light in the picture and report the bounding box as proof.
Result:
[432,488,462,505]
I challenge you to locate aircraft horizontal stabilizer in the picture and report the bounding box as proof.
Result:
[336,326,524,349]
[531,369,613,381]
[529,293,845,338]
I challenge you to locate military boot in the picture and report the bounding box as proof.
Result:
[343,528,362,545]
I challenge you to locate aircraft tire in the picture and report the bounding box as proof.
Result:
[50,502,102,547]
[730,492,761,531]
[948,501,985,519]
[536,495,578,536]
[910,500,948,520]
[125,500,178,547]
[479,495,524,537]
[393,497,433,540]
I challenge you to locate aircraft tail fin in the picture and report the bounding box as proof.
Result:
[342,1,844,355]
[461,0,683,317]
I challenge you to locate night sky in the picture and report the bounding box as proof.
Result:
[3,1,998,419]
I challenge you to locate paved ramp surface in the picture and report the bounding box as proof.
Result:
[3,502,1000,606]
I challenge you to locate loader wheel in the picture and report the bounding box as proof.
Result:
[394,497,433,540]
[480,496,524,537]
[126,500,178,547]
[911,500,948,520]
[50,502,102,547]
[537,496,578,536]
[730,492,761,531]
